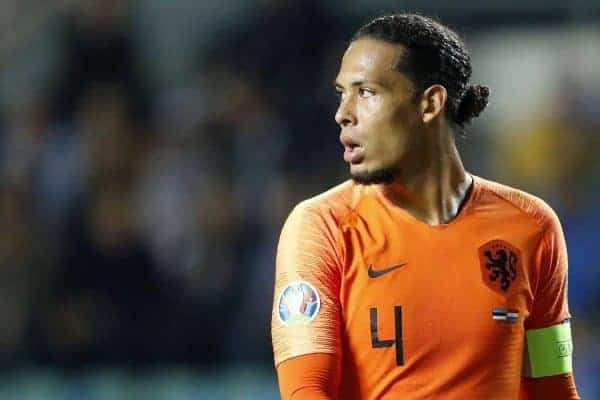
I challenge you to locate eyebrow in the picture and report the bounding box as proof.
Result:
[333,79,385,89]
[334,79,368,90]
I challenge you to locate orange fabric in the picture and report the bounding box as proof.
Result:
[277,353,340,400]
[272,175,576,399]
[520,373,580,399]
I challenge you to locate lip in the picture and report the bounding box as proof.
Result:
[340,134,364,164]
[344,146,365,163]
[340,133,359,148]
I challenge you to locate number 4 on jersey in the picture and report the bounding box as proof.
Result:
[370,306,404,366]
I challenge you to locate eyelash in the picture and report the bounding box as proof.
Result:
[335,88,375,100]
[359,88,375,97]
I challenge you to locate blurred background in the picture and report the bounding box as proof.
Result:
[0,0,598,398]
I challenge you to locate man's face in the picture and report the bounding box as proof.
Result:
[334,38,421,183]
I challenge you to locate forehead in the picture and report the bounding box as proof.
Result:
[336,38,406,85]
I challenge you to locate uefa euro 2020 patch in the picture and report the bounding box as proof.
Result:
[278,280,320,325]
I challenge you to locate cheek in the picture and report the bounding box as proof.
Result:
[357,97,388,136]
[365,96,384,114]
[359,99,402,143]
[367,108,415,161]
[362,96,383,116]
[357,98,417,157]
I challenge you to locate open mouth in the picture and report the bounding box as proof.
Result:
[340,135,365,164]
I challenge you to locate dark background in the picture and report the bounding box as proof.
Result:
[0,0,598,398]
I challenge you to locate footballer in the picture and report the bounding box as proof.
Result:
[272,13,579,399]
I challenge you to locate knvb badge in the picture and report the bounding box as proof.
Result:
[478,240,521,293]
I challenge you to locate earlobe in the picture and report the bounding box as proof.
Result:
[421,85,447,124]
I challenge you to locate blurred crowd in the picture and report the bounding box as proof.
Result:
[0,0,345,370]
[0,0,598,396]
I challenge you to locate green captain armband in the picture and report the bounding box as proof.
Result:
[523,321,573,378]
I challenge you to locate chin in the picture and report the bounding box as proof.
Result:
[350,164,400,185]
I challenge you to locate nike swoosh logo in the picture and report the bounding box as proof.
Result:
[368,263,408,278]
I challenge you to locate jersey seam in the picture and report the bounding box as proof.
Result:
[301,182,365,268]
[275,349,338,369]
[479,182,549,228]
[301,203,347,267]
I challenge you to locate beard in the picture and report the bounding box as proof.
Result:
[350,164,401,185]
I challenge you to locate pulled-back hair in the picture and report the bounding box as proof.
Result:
[353,13,489,128]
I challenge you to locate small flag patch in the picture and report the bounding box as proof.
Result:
[492,308,519,322]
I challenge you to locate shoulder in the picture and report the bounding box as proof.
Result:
[276,182,358,276]
[474,175,562,231]
[286,180,360,230]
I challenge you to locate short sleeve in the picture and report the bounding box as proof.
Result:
[271,202,342,367]
[525,209,571,329]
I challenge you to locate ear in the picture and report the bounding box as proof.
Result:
[420,84,447,124]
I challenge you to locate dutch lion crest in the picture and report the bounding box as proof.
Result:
[478,240,521,293]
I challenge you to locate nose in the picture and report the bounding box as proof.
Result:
[335,97,357,127]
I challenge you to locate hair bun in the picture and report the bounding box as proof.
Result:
[456,84,490,125]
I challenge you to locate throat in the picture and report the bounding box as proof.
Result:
[377,171,474,226]
[373,124,473,225]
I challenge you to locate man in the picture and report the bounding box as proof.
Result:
[271,13,579,399]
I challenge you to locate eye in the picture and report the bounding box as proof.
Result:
[335,88,345,100]
[359,88,375,98]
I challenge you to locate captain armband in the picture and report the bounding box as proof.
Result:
[523,320,573,378]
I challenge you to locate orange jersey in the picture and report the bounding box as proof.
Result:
[271,175,571,399]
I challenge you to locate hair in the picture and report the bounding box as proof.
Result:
[352,13,489,128]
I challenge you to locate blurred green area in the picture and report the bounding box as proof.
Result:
[0,367,278,399]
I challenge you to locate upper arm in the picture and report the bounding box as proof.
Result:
[520,374,580,400]
[526,210,570,330]
[271,203,343,368]
[522,209,578,398]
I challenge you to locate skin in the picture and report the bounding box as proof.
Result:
[334,38,472,225]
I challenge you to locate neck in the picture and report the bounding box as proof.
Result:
[376,126,473,225]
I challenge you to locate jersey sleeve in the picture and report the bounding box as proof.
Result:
[522,206,577,387]
[277,353,340,400]
[520,373,580,399]
[525,207,571,329]
[271,202,343,367]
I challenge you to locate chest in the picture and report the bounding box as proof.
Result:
[338,217,538,353]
